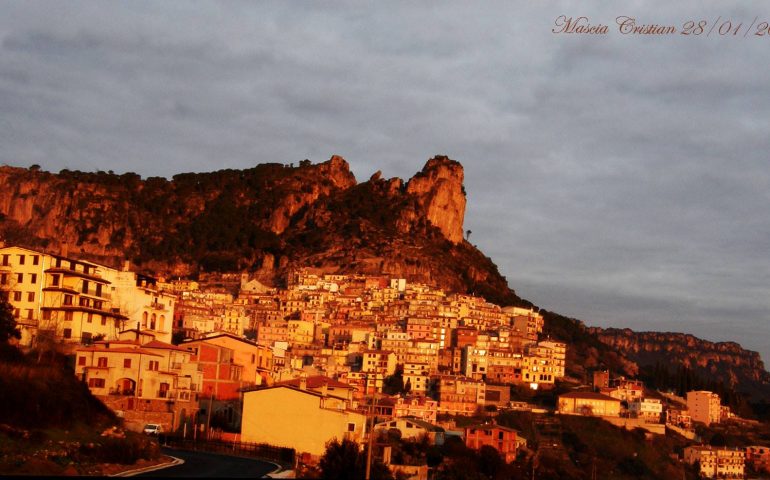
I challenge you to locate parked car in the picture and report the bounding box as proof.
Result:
[143,423,163,435]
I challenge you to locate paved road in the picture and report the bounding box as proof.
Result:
[135,447,279,478]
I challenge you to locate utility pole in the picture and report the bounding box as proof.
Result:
[206,386,214,440]
[365,392,376,480]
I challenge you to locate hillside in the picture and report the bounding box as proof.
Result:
[1,156,768,403]
[0,348,161,475]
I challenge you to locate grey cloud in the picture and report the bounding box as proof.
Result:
[1,1,769,360]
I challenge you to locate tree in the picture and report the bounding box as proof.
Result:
[319,438,393,480]
[477,445,505,479]
[0,293,20,343]
[383,367,406,395]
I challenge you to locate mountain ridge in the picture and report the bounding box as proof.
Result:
[1,156,768,402]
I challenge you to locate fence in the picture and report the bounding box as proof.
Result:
[162,435,296,467]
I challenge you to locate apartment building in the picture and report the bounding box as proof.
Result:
[687,390,722,425]
[683,445,745,479]
[464,423,524,463]
[74,338,202,431]
[1,246,129,349]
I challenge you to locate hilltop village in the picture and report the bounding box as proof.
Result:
[1,244,767,479]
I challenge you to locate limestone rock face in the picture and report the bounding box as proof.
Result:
[405,156,466,244]
[267,156,356,234]
[593,327,770,397]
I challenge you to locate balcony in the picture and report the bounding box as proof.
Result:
[80,288,111,301]
[146,303,168,311]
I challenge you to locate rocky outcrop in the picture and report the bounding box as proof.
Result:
[0,155,509,303]
[404,156,466,244]
[593,327,770,397]
[266,156,356,234]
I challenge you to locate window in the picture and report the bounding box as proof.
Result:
[51,274,60,286]
[30,273,37,284]
[124,358,132,368]
[97,357,108,367]
[32,255,39,265]
[78,356,86,366]
[81,332,91,343]
[95,284,102,297]
[64,311,73,321]
[347,423,356,432]
[13,291,21,302]
[0,273,7,285]
[16,273,23,284]
[63,328,72,339]
[25,309,33,319]
[1,254,9,266]
[42,310,51,320]
[88,378,105,388]
[148,361,159,371]
[17,255,24,265]
[63,295,72,305]
[101,316,107,326]
[87,313,93,323]
[82,280,89,294]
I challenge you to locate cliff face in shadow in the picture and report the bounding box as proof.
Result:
[593,327,770,399]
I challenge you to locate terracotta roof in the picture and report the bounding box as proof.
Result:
[76,347,162,357]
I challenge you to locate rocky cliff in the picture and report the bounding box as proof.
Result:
[0,155,520,306]
[593,327,770,399]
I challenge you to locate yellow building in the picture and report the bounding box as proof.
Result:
[74,338,202,432]
[558,391,621,417]
[241,383,367,457]
[1,246,129,349]
[74,339,202,402]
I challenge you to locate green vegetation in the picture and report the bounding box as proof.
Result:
[0,294,20,345]
[316,438,393,480]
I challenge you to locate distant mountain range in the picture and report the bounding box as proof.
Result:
[1,156,768,404]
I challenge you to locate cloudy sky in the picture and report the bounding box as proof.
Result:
[2,2,769,360]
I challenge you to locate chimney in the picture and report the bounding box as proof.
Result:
[299,373,307,391]
[60,242,69,258]
[136,322,140,342]
[123,260,130,272]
